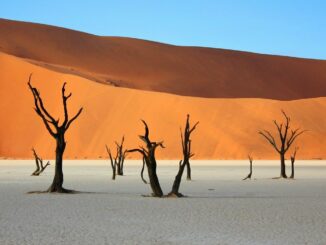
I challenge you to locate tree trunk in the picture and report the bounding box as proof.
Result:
[48,134,66,192]
[146,157,163,197]
[290,159,295,179]
[169,160,186,196]
[186,161,191,180]
[116,162,122,175]
[280,153,287,178]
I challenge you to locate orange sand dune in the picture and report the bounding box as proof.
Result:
[1,18,326,100]
[1,52,325,159]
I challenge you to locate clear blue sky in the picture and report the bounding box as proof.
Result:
[1,0,325,59]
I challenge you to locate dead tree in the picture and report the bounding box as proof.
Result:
[105,136,128,179]
[28,75,83,193]
[243,155,253,180]
[31,148,50,176]
[105,145,117,180]
[169,115,198,197]
[127,120,164,197]
[259,111,305,178]
[290,147,298,179]
[115,136,128,175]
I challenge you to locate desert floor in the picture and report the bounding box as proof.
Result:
[0,160,325,245]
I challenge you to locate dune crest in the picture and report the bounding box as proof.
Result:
[1,18,326,100]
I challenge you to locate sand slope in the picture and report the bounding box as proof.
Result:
[1,52,325,159]
[1,18,326,100]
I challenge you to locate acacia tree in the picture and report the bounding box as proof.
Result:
[105,145,117,180]
[259,111,305,178]
[28,75,83,193]
[290,147,298,179]
[127,120,165,197]
[115,136,128,175]
[31,148,50,176]
[168,115,198,197]
[105,136,128,180]
[243,155,253,180]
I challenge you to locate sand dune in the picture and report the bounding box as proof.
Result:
[1,18,326,100]
[1,52,325,159]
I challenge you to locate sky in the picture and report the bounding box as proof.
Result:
[1,0,325,59]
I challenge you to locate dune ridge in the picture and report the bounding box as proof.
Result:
[1,18,326,100]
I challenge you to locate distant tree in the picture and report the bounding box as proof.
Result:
[31,148,50,176]
[28,75,83,192]
[243,154,253,180]
[105,137,128,180]
[259,111,305,178]
[115,136,128,175]
[169,115,198,197]
[290,147,298,179]
[105,145,117,180]
[127,120,164,197]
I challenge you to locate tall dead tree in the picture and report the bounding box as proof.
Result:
[127,120,164,197]
[28,75,83,192]
[259,111,305,178]
[243,155,253,180]
[290,147,298,179]
[31,148,50,176]
[169,115,198,197]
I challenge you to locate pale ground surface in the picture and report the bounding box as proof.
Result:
[0,160,325,245]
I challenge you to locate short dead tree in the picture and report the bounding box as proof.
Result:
[115,136,128,175]
[31,148,50,176]
[259,111,305,178]
[168,115,198,197]
[105,136,128,180]
[28,75,83,193]
[127,120,165,197]
[105,145,117,180]
[243,155,253,180]
[290,147,298,179]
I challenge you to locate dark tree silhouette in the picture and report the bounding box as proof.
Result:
[243,155,253,180]
[290,147,298,179]
[31,148,50,176]
[259,111,305,178]
[115,136,128,175]
[28,75,83,193]
[127,120,164,197]
[105,136,128,180]
[140,157,148,184]
[105,145,117,180]
[169,115,198,197]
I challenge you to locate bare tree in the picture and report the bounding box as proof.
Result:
[290,147,298,179]
[105,136,128,180]
[105,145,117,180]
[115,136,128,175]
[127,120,164,197]
[243,155,253,180]
[28,75,83,192]
[169,115,198,197]
[259,111,305,178]
[31,148,50,176]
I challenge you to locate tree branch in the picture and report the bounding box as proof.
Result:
[65,107,83,130]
